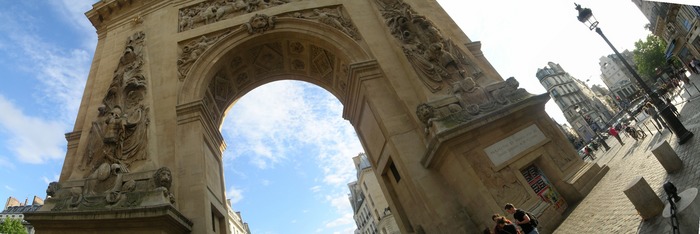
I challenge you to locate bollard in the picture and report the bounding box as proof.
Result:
[624,176,664,219]
[651,140,683,173]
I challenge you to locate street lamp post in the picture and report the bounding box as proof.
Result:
[574,4,694,144]
[575,105,610,151]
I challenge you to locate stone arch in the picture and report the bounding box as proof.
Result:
[179,18,373,115]
[172,17,389,234]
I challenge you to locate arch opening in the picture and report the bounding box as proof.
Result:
[220,80,363,233]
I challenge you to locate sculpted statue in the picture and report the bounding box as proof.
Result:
[153,167,175,204]
[451,77,496,114]
[153,167,173,190]
[178,0,294,32]
[293,8,359,40]
[244,14,276,34]
[177,30,233,80]
[375,0,481,93]
[415,76,533,136]
[81,32,149,174]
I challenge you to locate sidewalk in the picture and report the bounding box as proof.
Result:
[553,74,700,234]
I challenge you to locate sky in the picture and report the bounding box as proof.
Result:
[0,0,668,234]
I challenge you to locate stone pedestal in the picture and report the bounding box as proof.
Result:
[651,140,683,173]
[24,204,192,234]
[662,188,700,234]
[624,176,664,219]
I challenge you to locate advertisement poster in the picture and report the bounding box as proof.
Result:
[522,165,567,213]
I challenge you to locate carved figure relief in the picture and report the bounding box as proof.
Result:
[375,0,481,93]
[451,77,497,114]
[416,77,532,136]
[46,166,175,211]
[244,14,276,34]
[81,32,149,174]
[286,7,361,40]
[178,0,298,32]
[153,167,176,204]
[177,30,233,80]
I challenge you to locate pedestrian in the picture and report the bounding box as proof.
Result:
[666,97,680,117]
[690,61,698,74]
[496,217,521,234]
[492,214,518,234]
[692,58,700,74]
[584,145,595,160]
[504,203,539,234]
[644,103,668,130]
[608,126,624,145]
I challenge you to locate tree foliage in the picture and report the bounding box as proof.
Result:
[0,218,28,234]
[633,34,667,80]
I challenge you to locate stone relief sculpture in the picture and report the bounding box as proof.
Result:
[374,0,481,93]
[416,76,532,136]
[243,14,276,34]
[44,32,175,211]
[178,0,297,32]
[82,31,149,173]
[286,7,361,40]
[177,30,233,80]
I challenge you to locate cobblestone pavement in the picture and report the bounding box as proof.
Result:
[553,74,700,234]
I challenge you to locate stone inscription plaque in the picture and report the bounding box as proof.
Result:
[485,124,546,167]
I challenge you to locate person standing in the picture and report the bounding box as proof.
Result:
[496,217,521,234]
[666,97,680,117]
[644,103,668,130]
[504,203,538,234]
[692,58,700,74]
[609,126,624,145]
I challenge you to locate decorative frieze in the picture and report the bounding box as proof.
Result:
[177,29,234,80]
[178,0,299,32]
[375,0,481,93]
[284,6,361,40]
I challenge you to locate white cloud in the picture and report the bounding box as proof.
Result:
[226,186,244,204]
[310,185,321,193]
[0,95,66,163]
[4,185,15,191]
[325,212,354,228]
[0,4,91,124]
[261,179,270,186]
[326,193,352,212]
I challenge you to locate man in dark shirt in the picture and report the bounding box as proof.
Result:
[505,203,538,234]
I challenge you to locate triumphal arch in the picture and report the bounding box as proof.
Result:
[25,0,607,233]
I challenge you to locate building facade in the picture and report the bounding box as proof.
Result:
[225,199,250,234]
[1,196,44,234]
[536,62,612,142]
[348,153,400,234]
[633,1,700,68]
[599,51,639,101]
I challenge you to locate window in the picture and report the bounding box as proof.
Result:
[389,162,401,183]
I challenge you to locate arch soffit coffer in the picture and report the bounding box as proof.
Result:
[178,18,374,124]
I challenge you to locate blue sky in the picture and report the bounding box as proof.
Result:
[0,0,663,234]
